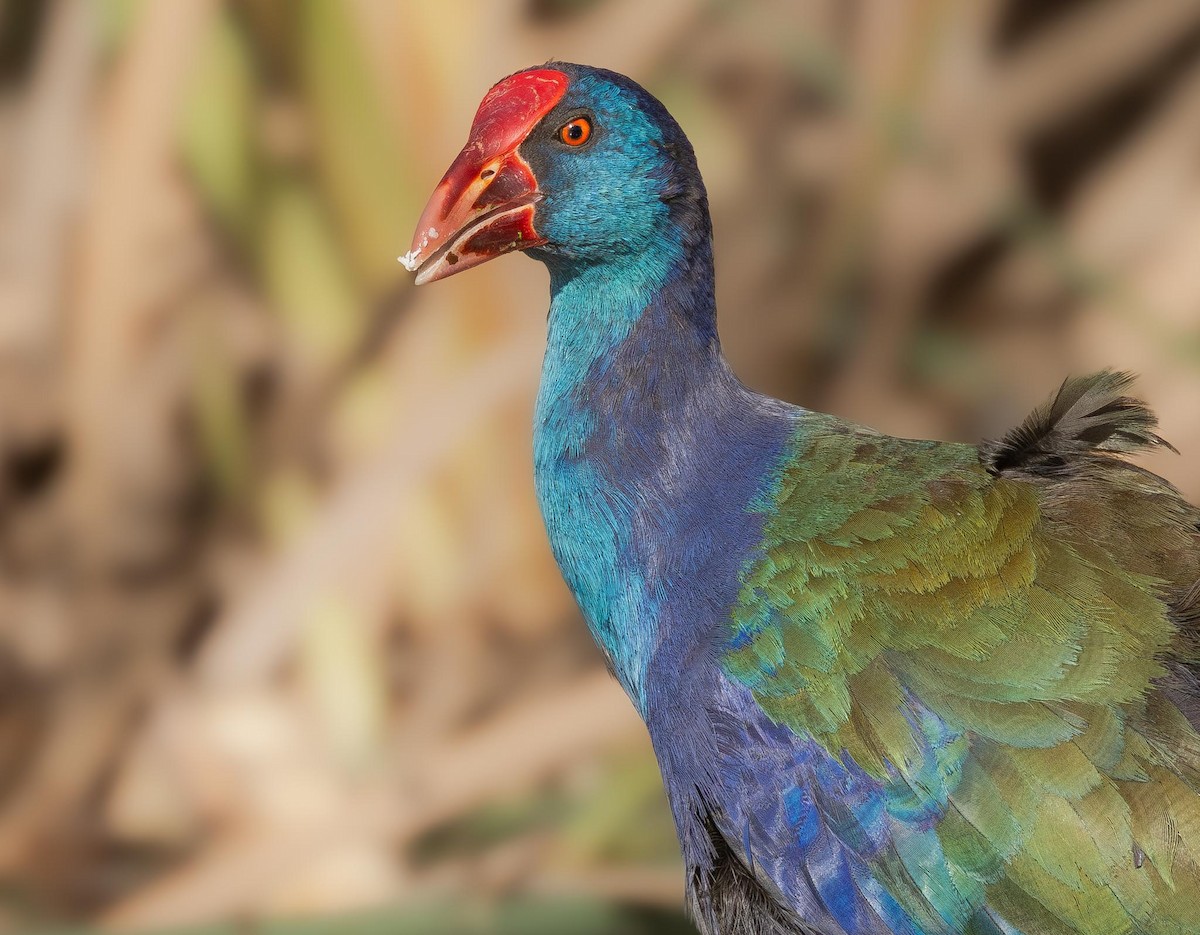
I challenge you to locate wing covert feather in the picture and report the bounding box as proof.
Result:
[722,413,1200,934]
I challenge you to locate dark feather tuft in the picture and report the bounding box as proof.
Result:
[687,815,820,935]
[982,370,1176,478]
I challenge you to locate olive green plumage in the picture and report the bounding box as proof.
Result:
[725,372,1200,934]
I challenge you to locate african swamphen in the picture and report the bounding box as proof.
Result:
[401,63,1200,935]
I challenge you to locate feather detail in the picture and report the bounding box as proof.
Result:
[426,62,1200,935]
[720,402,1200,934]
[982,371,1176,478]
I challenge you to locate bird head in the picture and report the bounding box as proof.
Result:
[402,63,707,285]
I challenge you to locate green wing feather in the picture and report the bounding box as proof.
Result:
[725,372,1200,934]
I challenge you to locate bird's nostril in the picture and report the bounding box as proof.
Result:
[481,169,496,180]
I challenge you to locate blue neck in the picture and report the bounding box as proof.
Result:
[533,240,728,711]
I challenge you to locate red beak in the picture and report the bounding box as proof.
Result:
[402,69,569,285]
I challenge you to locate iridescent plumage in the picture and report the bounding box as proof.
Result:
[407,63,1200,935]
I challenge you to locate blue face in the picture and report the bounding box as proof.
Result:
[519,66,701,271]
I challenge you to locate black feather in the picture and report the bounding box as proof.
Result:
[687,815,825,935]
[982,370,1176,478]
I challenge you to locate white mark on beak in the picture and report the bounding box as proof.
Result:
[399,228,443,273]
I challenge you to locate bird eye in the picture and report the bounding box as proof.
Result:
[558,117,592,147]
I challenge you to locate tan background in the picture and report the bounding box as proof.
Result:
[1,1,1198,931]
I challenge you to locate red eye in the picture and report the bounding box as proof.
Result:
[558,117,592,146]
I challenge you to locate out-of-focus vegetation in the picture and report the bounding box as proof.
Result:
[0,1,1198,932]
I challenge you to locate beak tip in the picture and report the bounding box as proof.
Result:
[398,250,422,273]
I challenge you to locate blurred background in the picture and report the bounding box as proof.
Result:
[1,0,1199,932]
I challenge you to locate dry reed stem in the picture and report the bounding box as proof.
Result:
[66,0,217,566]
[102,672,642,929]
[198,338,540,687]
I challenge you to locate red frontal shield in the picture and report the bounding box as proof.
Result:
[402,69,569,284]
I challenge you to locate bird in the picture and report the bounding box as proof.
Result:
[400,63,1200,935]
